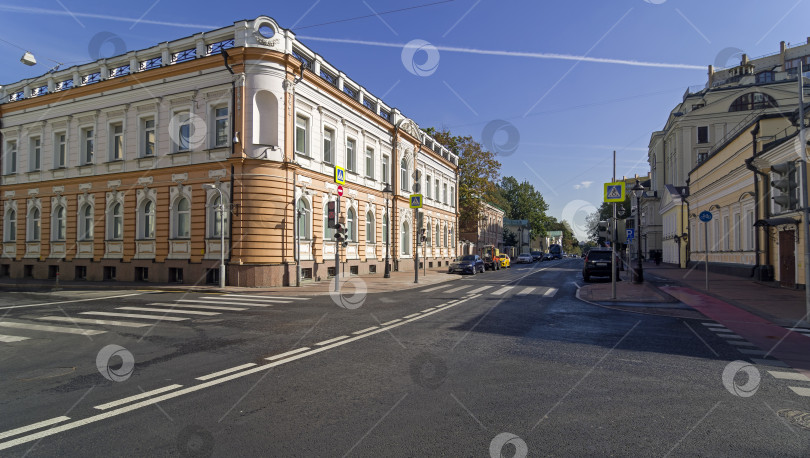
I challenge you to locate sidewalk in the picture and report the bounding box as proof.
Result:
[0,268,461,297]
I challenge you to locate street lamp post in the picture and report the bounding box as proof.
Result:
[202,184,226,288]
[382,184,393,278]
[631,179,644,283]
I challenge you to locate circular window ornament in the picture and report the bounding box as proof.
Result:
[258,24,274,39]
[253,19,279,47]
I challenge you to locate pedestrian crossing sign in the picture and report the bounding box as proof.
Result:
[335,166,346,185]
[410,194,423,208]
[604,181,625,202]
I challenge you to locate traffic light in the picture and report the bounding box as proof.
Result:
[327,201,336,228]
[419,228,426,244]
[598,221,610,241]
[334,223,347,242]
[772,161,799,211]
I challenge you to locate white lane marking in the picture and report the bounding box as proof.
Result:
[196,363,258,381]
[750,358,789,367]
[36,316,151,328]
[117,307,220,316]
[0,416,70,440]
[420,284,453,292]
[0,334,29,342]
[403,313,420,319]
[220,294,308,301]
[467,286,492,294]
[266,347,311,361]
[737,348,768,356]
[315,335,350,346]
[491,286,514,296]
[420,308,436,313]
[0,295,481,451]
[198,297,292,304]
[543,287,559,297]
[0,321,105,336]
[147,303,247,311]
[0,293,146,311]
[516,287,536,296]
[767,370,810,381]
[79,312,188,322]
[352,327,379,335]
[702,323,726,328]
[726,340,756,347]
[380,319,401,325]
[94,385,183,410]
[444,285,470,293]
[789,386,810,396]
[176,299,275,307]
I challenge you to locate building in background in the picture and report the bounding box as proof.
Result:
[531,230,562,252]
[503,218,530,257]
[459,201,504,255]
[659,185,689,267]
[0,16,459,286]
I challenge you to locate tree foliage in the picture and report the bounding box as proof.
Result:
[586,200,631,242]
[498,176,549,239]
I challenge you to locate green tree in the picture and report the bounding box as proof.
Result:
[498,176,549,238]
[586,200,631,242]
[503,227,518,247]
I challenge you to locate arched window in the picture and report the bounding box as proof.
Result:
[174,197,190,239]
[400,159,409,191]
[141,200,155,239]
[297,198,310,239]
[435,222,440,247]
[53,206,66,241]
[382,211,388,244]
[109,203,123,240]
[209,195,229,238]
[5,209,15,242]
[366,211,374,243]
[426,222,432,246]
[401,221,410,255]
[79,204,93,241]
[323,203,333,240]
[444,224,448,247]
[28,208,41,241]
[729,92,777,112]
[347,208,356,242]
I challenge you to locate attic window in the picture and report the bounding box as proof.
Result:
[728,92,777,112]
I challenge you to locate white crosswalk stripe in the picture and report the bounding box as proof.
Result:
[467,286,493,294]
[198,296,293,304]
[737,348,768,356]
[176,299,274,307]
[702,323,726,328]
[516,287,536,296]
[750,358,789,367]
[491,286,514,296]
[0,334,29,342]
[444,285,471,293]
[789,387,810,396]
[421,284,452,293]
[727,340,756,347]
[220,294,309,301]
[117,307,220,316]
[36,316,152,328]
[543,288,559,297]
[0,320,105,335]
[80,312,188,322]
[767,370,810,381]
[147,303,247,311]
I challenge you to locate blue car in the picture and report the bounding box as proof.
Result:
[448,255,485,275]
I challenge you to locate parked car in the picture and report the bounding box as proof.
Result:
[542,253,553,261]
[448,255,485,275]
[495,254,511,268]
[516,253,534,264]
[530,251,544,262]
[582,248,620,282]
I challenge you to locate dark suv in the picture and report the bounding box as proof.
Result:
[582,248,619,282]
[449,255,485,275]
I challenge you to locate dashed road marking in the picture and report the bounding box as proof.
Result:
[315,335,350,346]
[94,385,183,410]
[380,319,401,326]
[0,417,70,440]
[0,334,29,343]
[266,347,311,361]
[352,327,379,335]
[196,363,258,381]
[403,313,420,319]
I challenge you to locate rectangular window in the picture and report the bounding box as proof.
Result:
[6,141,16,174]
[723,216,729,250]
[382,155,390,184]
[365,146,374,179]
[425,175,432,198]
[111,124,124,160]
[142,118,155,157]
[30,137,41,171]
[443,183,448,205]
[75,266,87,280]
[747,211,754,250]
[176,112,190,152]
[734,213,741,251]
[214,107,229,147]
[295,115,308,156]
[82,128,94,164]
[347,138,356,172]
[435,179,439,201]
[55,133,66,168]
[697,152,708,164]
[103,266,117,281]
[697,126,708,144]
[323,128,334,163]
[450,186,455,207]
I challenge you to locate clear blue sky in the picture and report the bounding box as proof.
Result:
[1,0,808,239]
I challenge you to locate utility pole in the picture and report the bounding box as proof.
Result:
[414,208,419,284]
[798,61,810,321]
[611,150,617,300]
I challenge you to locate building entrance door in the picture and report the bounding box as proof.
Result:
[779,230,796,288]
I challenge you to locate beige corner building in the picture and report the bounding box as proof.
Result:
[0,16,459,287]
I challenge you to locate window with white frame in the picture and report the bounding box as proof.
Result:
[435,222,440,246]
[400,159,409,191]
[443,183,448,205]
[174,111,191,152]
[295,115,309,156]
[347,207,356,242]
[450,186,455,207]
[142,118,156,157]
[347,138,356,172]
[382,154,390,184]
[426,222,432,246]
[5,140,17,174]
[382,211,388,244]
[5,208,16,241]
[81,127,94,164]
[209,194,229,238]
[365,147,375,179]
[52,205,66,241]
[401,221,410,255]
[413,170,421,193]
[323,127,334,163]
[110,123,124,160]
[366,211,374,243]
[323,203,334,240]
[30,137,41,171]
[746,210,754,250]
[723,216,729,251]
[444,224,448,247]
[79,204,94,240]
[434,179,439,201]
[426,174,432,198]
[107,202,123,240]
[173,197,190,238]
[214,106,229,148]
[54,132,66,168]
[297,198,310,239]
[27,207,40,241]
[734,213,741,251]
[140,200,156,239]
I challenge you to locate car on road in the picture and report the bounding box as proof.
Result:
[582,248,619,281]
[516,253,534,264]
[448,255,485,275]
[495,254,511,268]
[542,253,553,261]
[530,251,544,262]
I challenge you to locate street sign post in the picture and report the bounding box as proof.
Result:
[626,228,634,241]
[337,185,344,197]
[699,210,712,291]
[410,194,423,209]
[335,166,346,185]
[604,182,626,203]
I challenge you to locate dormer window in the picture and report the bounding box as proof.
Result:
[728,92,777,112]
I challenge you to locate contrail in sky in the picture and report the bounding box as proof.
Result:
[0,4,218,29]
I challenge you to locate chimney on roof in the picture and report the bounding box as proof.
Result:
[741,54,749,65]
[780,41,787,68]
[807,37,810,44]
[708,64,714,86]
[781,41,787,53]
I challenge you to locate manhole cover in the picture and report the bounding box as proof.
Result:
[18,366,76,381]
[777,409,810,431]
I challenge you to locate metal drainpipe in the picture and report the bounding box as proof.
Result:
[392,126,399,271]
[745,121,770,278]
[223,50,236,287]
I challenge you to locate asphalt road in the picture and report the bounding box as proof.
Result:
[0,258,808,456]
